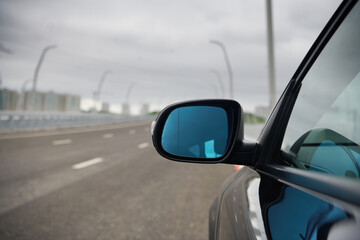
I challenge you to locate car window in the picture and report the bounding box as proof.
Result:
[281,2,360,180]
[267,186,348,240]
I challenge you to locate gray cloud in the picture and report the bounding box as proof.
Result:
[0,0,342,111]
[0,43,13,54]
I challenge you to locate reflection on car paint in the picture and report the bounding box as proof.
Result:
[217,167,266,240]
[247,178,267,240]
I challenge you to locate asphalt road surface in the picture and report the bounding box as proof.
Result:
[0,121,263,240]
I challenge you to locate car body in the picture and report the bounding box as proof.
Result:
[152,0,360,239]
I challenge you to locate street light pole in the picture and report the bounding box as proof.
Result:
[31,44,57,110]
[209,83,219,98]
[210,40,234,99]
[95,70,112,101]
[210,69,225,98]
[266,0,276,109]
[17,79,32,110]
[125,82,137,103]
[32,44,57,94]
[122,82,137,116]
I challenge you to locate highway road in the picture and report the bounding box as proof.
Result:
[0,121,263,240]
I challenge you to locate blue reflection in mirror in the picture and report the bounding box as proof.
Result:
[161,106,229,159]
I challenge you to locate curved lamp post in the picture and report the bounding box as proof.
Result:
[17,79,32,110]
[122,82,137,116]
[31,44,57,110]
[210,40,233,99]
[209,83,219,98]
[210,69,225,98]
[125,82,137,103]
[32,44,57,93]
[95,70,112,101]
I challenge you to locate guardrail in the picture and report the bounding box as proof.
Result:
[0,111,155,133]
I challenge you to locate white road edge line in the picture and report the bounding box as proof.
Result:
[72,158,104,170]
[102,133,114,139]
[52,139,72,146]
[138,142,149,149]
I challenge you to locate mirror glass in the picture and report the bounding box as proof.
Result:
[161,106,229,159]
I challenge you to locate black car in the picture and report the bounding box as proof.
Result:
[152,0,360,239]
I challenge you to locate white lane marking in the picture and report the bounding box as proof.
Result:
[102,133,114,139]
[144,127,150,132]
[129,129,136,135]
[52,139,72,146]
[138,142,149,149]
[72,158,103,170]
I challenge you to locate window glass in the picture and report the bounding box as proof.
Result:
[268,186,348,240]
[282,2,360,180]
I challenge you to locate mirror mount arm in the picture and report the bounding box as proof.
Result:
[223,141,258,165]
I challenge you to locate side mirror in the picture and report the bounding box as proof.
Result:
[151,99,256,164]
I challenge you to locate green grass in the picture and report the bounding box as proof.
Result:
[244,112,266,124]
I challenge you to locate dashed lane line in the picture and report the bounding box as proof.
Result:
[102,133,114,139]
[72,158,104,170]
[52,139,72,146]
[138,142,149,149]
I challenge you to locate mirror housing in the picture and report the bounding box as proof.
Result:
[151,99,257,165]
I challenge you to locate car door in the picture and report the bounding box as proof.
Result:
[214,1,360,239]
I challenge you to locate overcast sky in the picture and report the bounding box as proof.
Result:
[0,0,342,112]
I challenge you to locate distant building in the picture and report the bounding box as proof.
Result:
[101,102,110,113]
[0,88,18,110]
[140,103,150,116]
[42,91,60,111]
[1,89,80,112]
[122,103,130,116]
[23,92,45,111]
[61,94,81,112]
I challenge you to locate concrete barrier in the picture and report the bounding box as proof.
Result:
[0,111,154,133]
